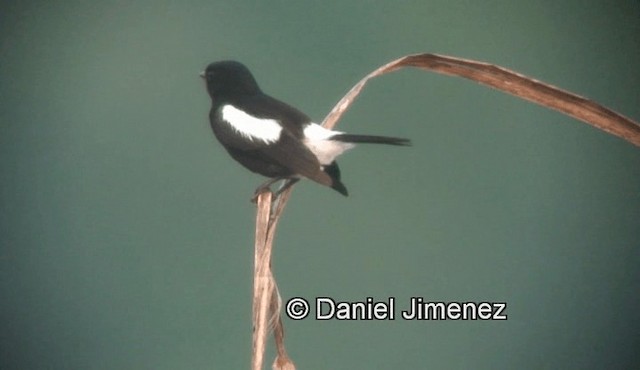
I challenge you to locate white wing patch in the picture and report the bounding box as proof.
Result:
[221,105,282,143]
[303,123,355,165]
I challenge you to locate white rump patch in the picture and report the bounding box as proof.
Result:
[303,123,355,165]
[221,105,282,143]
[303,123,341,140]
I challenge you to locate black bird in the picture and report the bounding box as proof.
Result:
[201,61,410,198]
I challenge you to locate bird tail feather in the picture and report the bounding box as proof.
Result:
[331,134,411,146]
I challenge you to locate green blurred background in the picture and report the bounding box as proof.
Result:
[1,1,639,369]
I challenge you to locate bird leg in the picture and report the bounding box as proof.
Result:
[251,177,299,203]
[251,178,280,203]
[273,178,299,197]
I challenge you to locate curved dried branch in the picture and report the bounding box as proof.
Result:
[252,52,639,370]
[322,53,640,146]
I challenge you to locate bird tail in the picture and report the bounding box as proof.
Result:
[331,134,411,146]
[323,161,348,196]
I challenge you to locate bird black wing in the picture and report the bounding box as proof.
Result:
[234,93,311,139]
[210,96,332,186]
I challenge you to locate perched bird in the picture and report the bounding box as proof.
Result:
[201,60,410,198]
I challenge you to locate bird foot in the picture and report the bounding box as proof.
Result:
[250,186,273,203]
[250,178,299,203]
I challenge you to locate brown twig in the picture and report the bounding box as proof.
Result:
[252,191,272,370]
[252,190,295,370]
[322,53,640,146]
[250,53,640,370]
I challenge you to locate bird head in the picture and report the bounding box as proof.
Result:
[200,61,261,101]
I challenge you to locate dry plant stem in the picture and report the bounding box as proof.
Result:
[265,189,295,370]
[251,53,640,369]
[252,191,272,370]
[322,53,640,146]
[253,189,295,370]
[272,319,295,370]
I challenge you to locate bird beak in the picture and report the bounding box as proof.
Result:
[199,71,205,79]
